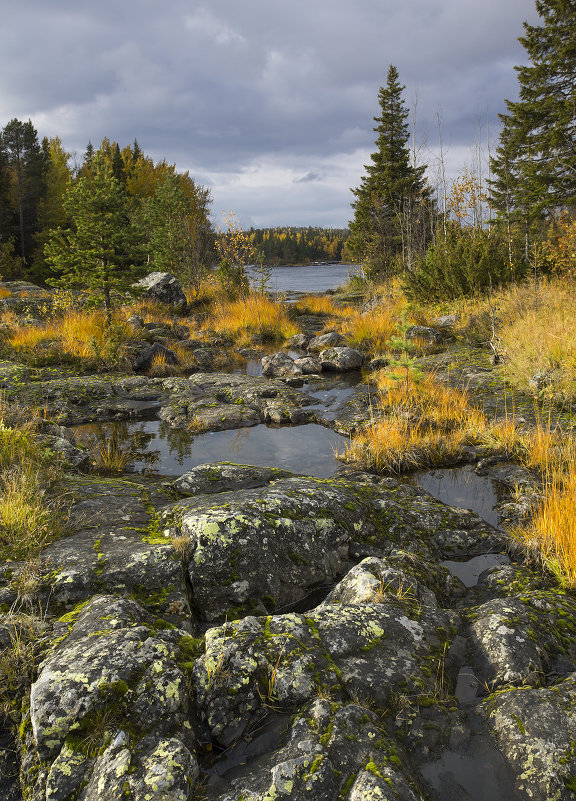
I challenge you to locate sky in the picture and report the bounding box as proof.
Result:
[1,0,540,229]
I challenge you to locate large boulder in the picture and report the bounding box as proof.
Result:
[160,470,501,624]
[261,352,302,378]
[193,600,457,747]
[134,272,187,310]
[319,347,364,372]
[22,595,198,800]
[483,676,576,801]
[307,332,345,352]
[206,699,421,801]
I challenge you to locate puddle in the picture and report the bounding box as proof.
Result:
[413,465,502,528]
[442,553,511,587]
[420,729,521,801]
[205,713,289,794]
[73,420,347,478]
[455,666,482,705]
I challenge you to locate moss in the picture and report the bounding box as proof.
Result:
[319,721,333,746]
[340,773,357,797]
[59,598,91,624]
[365,759,383,778]
[511,713,527,735]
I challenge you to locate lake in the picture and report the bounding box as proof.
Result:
[247,263,355,294]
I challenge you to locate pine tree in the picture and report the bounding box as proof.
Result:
[490,0,576,227]
[348,65,431,280]
[45,154,144,322]
[1,118,46,275]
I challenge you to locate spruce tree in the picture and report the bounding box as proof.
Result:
[45,153,144,322]
[490,0,576,227]
[1,119,46,275]
[348,65,431,280]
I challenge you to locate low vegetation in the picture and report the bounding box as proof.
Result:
[209,293,299,345]
[0,404,66,562]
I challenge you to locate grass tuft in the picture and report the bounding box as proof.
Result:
[209,293,299,345]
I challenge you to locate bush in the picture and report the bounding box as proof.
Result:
[403,224,521,301]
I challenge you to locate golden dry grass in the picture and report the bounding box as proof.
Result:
[293,295,342,316]
[7,309,132,365]
[90,437,135,474]
[208,293,299,345]
[498,278,576,403]
[341,371,488,472]
[341,306,398,353]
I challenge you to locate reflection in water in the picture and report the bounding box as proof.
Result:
[73,420,346,479]
[413,465,502,528]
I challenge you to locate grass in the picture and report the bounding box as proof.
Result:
[341,370,487,472]
[208,293,299,345]
[90,436,135,474]
[0,406,66,562]
[5,309,131,367]
[342,360,576,589]
[341,305,398,354]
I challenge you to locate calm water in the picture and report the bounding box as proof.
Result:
[248,263,354,294]
[413,465,502,528]
[73,419,347,478]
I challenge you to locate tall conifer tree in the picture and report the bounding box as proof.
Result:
[1,118,46,275]
[490,0,576,229]
[348,65,430,279]
[45,153,144,322]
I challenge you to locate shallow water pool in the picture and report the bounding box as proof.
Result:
[73,419,348,478]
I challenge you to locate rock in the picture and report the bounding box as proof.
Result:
[161,471,500,624]
[134,272,187,310]
[483,675,576,801]
[172,462,294,496]
[189,347,217,370]
[367,355,389,371]
[194,600,457,747]
[132,342,178,373]
[126,314,145,331]
[293,355,322,375]
[307,332,345,351]
[528,369,557,394]
[432,314,459,329]
[208,700,420,801]
[261,352,302,378]
[286,333,311,350]
[0,361,30,390]
[35,476,191,624]
[405,325,443,346]
[158,373,314,432]
[319,347,364,372]
[37,434,90,471]
[23,595,197,800]
[319,551,462,610]
[468,590,576,689]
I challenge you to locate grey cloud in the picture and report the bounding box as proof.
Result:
[0,0,541,226]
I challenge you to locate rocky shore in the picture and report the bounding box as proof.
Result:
[1,284,576,800]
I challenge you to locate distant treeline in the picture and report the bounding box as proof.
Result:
[246,227,349,265]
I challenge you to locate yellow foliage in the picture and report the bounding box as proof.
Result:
[543,214,576,278]
[208,293,298,345]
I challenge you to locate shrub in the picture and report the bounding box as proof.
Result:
[404,223,520,301]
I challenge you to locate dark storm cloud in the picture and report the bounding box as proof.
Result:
[0,0,540,225]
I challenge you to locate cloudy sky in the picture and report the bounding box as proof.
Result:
[1,0,539,228]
